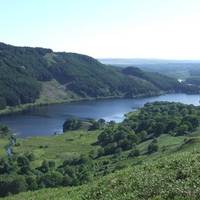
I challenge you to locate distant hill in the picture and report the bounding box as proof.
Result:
[98,58,200,80]
[98,58,200,65]
[0,42,198,111]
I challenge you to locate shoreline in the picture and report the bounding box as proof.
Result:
[0,91,167,116]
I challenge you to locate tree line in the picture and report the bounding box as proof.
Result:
[0,42,199,110]
[96,101,200,157]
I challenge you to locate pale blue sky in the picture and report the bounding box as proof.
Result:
[1,0,200,59]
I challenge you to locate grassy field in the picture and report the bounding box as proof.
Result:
[0,136,11,157]
[12,128,101,167]
[11,125,200,169]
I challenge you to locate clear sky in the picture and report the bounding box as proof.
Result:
[1,0,200,59]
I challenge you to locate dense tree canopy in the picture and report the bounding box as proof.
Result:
[0,42,198,110]
[97,101,200,156]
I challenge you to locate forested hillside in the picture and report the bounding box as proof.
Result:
[0,42,198,111]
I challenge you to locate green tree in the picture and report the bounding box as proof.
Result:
[38,160,50,173]
[118,139,132,151]
[97,148,105,157]
[139,130,147,141]
[0,125,10,135]
[109,120,116,126]
[115,147,122,156]
[63,118,82,132]
[98,118,106,126]
[88,150,97,159]
[98,130,111,142]
[26,176,38,190]
[0,158,10,173]
[0,180,9,197]
[104,142,117,155]
[17,156,30,167]
[177,124,188,136]
[154,122,166,137]
[90,121,101,130]
[10,177,28,194]
[62,174,72,186]
[40,171,63,188]
[71,178,80,186]
[48,161,56,171]
[27,153,35,161]
[182,115,200,129]
[137,120,151,132]
[127,133,140,144]
[129,147,140,157]
[180,108,189,117]
[166,120,179,132]
[80,171,93,184]
[64,166,76,178]
[148,142,158,154]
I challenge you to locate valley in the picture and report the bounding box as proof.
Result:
[0,43,200,199]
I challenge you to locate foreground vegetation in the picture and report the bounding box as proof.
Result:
[1,101,200,199]
[3,146,200,200]
[0,42,198,113]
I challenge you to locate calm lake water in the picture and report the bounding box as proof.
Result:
[0,93,200,138]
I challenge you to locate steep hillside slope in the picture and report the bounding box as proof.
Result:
[0,42,198,111]
[3,146,200,200]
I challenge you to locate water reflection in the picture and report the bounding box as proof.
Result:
[0,93,199,138]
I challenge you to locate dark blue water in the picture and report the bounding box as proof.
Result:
[0,93,200,138]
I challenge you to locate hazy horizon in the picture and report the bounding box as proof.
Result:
[1,0,200,60]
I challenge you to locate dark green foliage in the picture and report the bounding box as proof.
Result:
[186,76,200,86]
[148,140,159,153]
[98,118,106,126]
[0,43,51,107]
[35,160,55,173]
[122,66,144,77]
[39,171,63,188]
[63,118,82,132]
[26,176,38,191]
[90,121,101,130]
[9,176,28,194]
[182,115,200,129]
[0,125,10,135]
[154,122,166,137]
[17,156,30,167]
[80,171,93,184]
[97,148,105,157]
[0,157,12,174]
[128,147,140,157]
[26,153,35,161]
[121,66,199,94]
[97,101,200,157]
[0,42,198,111]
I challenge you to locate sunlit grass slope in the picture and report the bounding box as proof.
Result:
[12,127,101,167]
[3,141,200,200]
[0,136,10,157]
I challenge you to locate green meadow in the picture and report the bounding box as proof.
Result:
[12,128,101,167]
[0,136,10,157]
